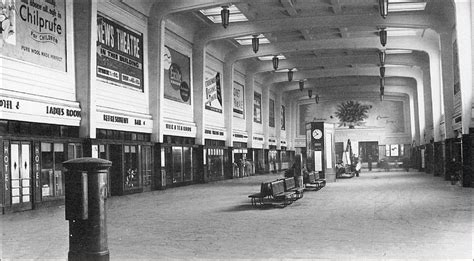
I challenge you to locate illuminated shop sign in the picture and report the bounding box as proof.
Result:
[1,0,66,71]
[96,14,144,91]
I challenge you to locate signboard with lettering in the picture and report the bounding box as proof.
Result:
[0,96,81,125]
[281,105,286,130]
[1,0,66,71]
[163,46,191,104]
[269,99,275,127]
[253,92,262,123]
[96,112,153,133]
[233,81,244,118]
[205,70,222,113]
[96,14,143,91]
[163,120,196,137]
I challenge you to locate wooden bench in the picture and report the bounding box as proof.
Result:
[304,172,326,191]
[269,180,296,207]
[248,182,272,206]
[281,177,304,200]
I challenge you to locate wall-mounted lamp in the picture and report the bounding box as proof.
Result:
[288,69,293,82]
[299,79,304,91]
[252,35,259,54]
[380,66,386,78]
[308,89,312,98]
[379,0,388,19]
[380,28,387,47]
[221,6,230,28]
[379,50,386,66]
[315,94,320,104]
[272,56,279,70]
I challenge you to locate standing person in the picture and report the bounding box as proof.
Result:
[368,155,373,171]
[355,158,361,177]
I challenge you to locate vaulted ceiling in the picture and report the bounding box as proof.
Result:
[123,0,455,102]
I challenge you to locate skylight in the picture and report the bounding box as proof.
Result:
[385,49,413,54]
[388,1,427,12]
[199,5,248,24]
[274,68,298,73]
[234,34,270,45]
[258,55,286,61]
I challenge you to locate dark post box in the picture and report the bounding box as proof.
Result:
[64,157,112,261]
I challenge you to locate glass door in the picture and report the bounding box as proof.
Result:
[141,146,152,191]
[359,142,379,163]
[10,142,32,211]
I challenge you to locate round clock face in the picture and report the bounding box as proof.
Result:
[312,129,323,139]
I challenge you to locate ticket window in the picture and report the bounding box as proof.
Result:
[40,143,65,199]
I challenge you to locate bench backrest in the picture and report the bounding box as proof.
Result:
[260,182,272,196]
[271,180,285,195]
[283,177,296,191]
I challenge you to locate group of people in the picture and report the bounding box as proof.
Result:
[336,156,362,178]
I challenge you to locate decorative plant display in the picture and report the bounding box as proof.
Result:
[334,100,370,128]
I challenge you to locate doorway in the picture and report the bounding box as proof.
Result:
[359,142,379,163]
[109,144,123,196]
[10,142,33,211]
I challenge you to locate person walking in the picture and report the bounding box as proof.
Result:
[368,155,372,171]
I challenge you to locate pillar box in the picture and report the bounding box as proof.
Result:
[63,157,112,261]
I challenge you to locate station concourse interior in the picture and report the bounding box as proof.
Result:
[0,0,473,259]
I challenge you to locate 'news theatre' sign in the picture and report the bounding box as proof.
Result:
[96,14,144,91]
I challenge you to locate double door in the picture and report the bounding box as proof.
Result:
[10,142,32,211]
[359,141,379,163]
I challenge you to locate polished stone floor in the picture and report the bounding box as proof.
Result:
[1,170,473,260]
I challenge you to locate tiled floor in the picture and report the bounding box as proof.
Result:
[1,170,473,260]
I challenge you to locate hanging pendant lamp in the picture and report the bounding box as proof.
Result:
[299,79,304,91]
[380,28,387,47]
[379,0,388,19]
[221,6,229,29]
[288,69,293,82]
[308,89,312,98]
[379,50,386,66]
[252,35,259,54]
[272,56,279,70]
[380,66,386,78]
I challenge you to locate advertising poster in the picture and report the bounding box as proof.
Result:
[253,91,262,123]
[281,105,286,130]
[269,99,275,127]
[96,14,143,91]
[205,70,222,113]
[163,46,191,104]
[1,0,66,71]
[233,81,244,118]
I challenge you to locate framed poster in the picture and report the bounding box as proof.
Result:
[1,0,67,71]
[163,46,191,104]
[390,144,399,157]
[97,14,144,91]
[281,105,286,130]
[253,92,262,123]
[205,71,223,113]
[269,99,275,127]
[233,81,244,118]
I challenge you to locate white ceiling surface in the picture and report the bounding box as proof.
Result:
[121,0,455,98]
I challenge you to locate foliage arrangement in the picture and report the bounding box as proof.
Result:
[334,100,370,128]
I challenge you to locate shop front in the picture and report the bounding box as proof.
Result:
[161,135,202,187]
[94,129,153,196]
[204,139,228,181]
[1,120,83,213]
[1,95,82,213]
